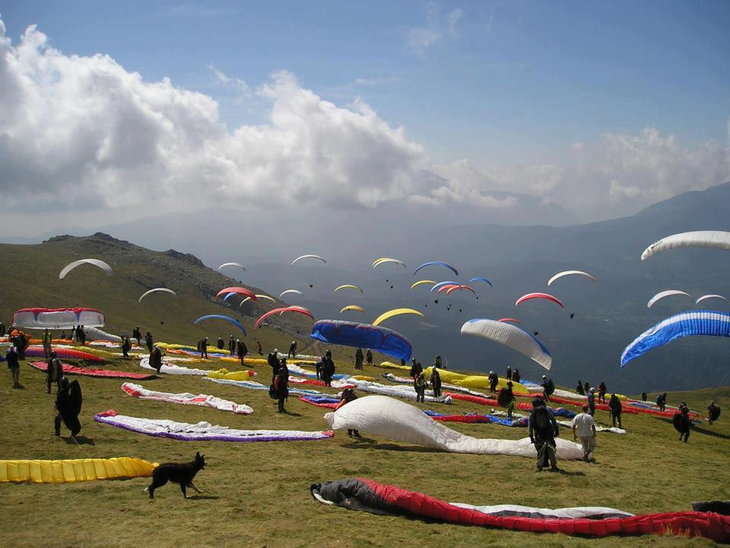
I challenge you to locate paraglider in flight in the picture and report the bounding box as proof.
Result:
[641,231,730,261]
[620,311,730,367]
[59,258,113,280]
[279,289,304,298]
[413,261,459,277]
[372,258,407,269]
[255,306,314,328]
[310,319,413,361]
[514,292,565,309]
[222,292,239,303]
[217,262,246,272]
[498,318,521,324]
[372,308,424,327]
[696,294,728,305]
[239,297,251,306]
[647,290,691,309]
[410,280,436,289]
[547,270,597,287]
[431,281,460,293]
[138,288,177,303]
[193,314,247,335]
[340,305,365,314]
[570,313,575,319]
[460,318,552,370]
[469,276,493,287]
[255,294,276,303]
[334,284,363,294]
[291,254,327,265]
[436,284,459,294]
[216,287,256,300]
[445,284,477,297]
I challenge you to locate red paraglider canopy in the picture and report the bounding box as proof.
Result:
[514,292,565,309]
[255,306,314,328]
[216,287,257,300]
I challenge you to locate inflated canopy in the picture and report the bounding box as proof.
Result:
[138,288,176,303]
[311,320,413,361]
[621,310,730,367]
[193,314,247,335]
[255,294,276,303]
[291,254,327,265]
[223,292,239,303]
[515,292,565,309]
[461,318,552,370]
[498,318,521,324]
[696,294,728,305]
[413,261,459,277]
[469,276,493,287]
[217,262,246,272]
[334,284,363,294]
[547,270,597,287]
[647,289,691,309]
[410,280,436,289]
[216,287,256,300]
[255,306,314,328]
[641,231,730,261]
[372,258,407,269]
[372,308,424,327]
[431,281,460,293]
[59,258,112,280]
[436,284,459,294]
[445,284,477,296]
[13,307,105,329]
[340,305,365,313]
[280,289,303,298]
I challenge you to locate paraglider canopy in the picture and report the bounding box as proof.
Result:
[216,287,256,300]
[410,280,436,289]
[255,294,276,303]
[138,288,177,303]
[280,289,304,298]
[193,314,247,336]
[547,270,597,287]
[514,292,565,309]
[340,305,365,313]
[291,254,327,265]
[372,258,407,269]
[255,306,314,328]
[431,281,460,293]
[641,231,730,261]
[13,307,105,329]
[217,262,246,272]
[469,276,493,287]
[311,320,413,361]
[59,258,112,280]
[413,261,459,277]
[334,284,363,294]
[647,290,691,309]
[372,308,424,327]
[461,318,552,370]
[696,294,728,305]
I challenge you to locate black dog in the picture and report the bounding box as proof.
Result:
[145,452,206,499]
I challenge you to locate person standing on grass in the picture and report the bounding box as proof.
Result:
[229,335,236,355]
[506,365,512,381]
[572,405,597,462]
[576,380,585,395]
[366,349,373,368]
[529,398,560,472]
[512,369,520,384]
[414,371,427,403]
[656,392,667,412]
[144,331,153,353]
[336,388,361,438]
[609,393,623,428]
[541,374,555,401]
[707,401,721,424]
[288,340,297,359]
[5,345,21,389]
[598,381,607,404]
[488,370,499,393]
[410,359,422,379]
[322,352,335,387]
[121,336,132,359]
[273,361,289,413]
[497,381,516,419]
[46,351,64,394]
[149,345,164,373]
[675,403,691,443]
[217,336,225,350]
[236,339,247,366]
[268,349,280,382]
[354,348,364,370]
[587,388,596,416]
[431,366,442,398]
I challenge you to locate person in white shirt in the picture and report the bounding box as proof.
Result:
[572,405,597,462]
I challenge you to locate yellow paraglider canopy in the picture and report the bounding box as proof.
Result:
[340,305,366,313]
[0,458,157,483]
[371,257,407,269]
[410,280,436,289]
[372,308,424,327]
[334,284,363,294]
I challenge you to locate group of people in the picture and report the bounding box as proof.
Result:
[315,351,336,386]
[409,358,443,402]
[353,348,373,370]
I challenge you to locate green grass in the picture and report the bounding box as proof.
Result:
[0,234,729,546]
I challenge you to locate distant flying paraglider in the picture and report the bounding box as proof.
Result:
[461,318,552,370]
[410,280,436,289]
[59,259,113,280]
[695,294,728,305]
[334,284,363,294]
[279,289,304,298]
[431,281,460,293]
[647,290,691,309]
[641,231,730,261]
[193,314,247,335]
[255,306,314,328]
[372,258,407,269]
[413,261,459,277]
[372,308,424,327]
[216,287,256,300]
[547,270,597,286]
[340,305,365,313]
[468,276,493,287]
[291,254,327,265]
[514,292,565,309]
[138,288,177,303]
[255,294,276,303]
[217,262,246,273]
[498,318,521,324]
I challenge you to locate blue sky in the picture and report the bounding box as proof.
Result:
[4,0,728,162]
[0,1,728,237]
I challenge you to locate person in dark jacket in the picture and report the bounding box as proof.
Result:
[488,370,499,393]
[121,336,132,359]
[598,382,607,404]
[587,388,596,416]
[414,372,426,403]
[576,380,585,395]
[144,331,153,353]
[149,345,163,373]
[198,337,209,359]
[77,326,86,346]
[583,381,590,394]
[431,367,442,398]
[656,392,667,412]
[506,365,512,381]
[273,362,289,413]
[268,350,280,382]
[434,355,443,369]
[228,335,236,355]
[322,353,335,387]
[46,351,64,394]
[512,369,520,383]
[674,403,691,442]
[707,401,721,424]
[336,388,361,438]
[498,381,516,419]
[354,348,364,370]
[641,392,648,402]
[529,398,560,472]
[608,393,623,428]
[0,321,5,337]
[216,337,225,350]
[55,377,82,439]
[132,327,142,345]
[365,349,373,367]
[541,375,555,401]
[236,339,247,366]
[288,341,297,359]
[6,345,21,388]
[410,359,422,379]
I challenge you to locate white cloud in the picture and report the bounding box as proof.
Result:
[447,8,463,35]
[405,3,463,54]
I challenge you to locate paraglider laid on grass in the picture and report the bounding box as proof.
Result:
[58,258,113,280]
[620,310,730,367]
[413,261,459,277]
[0,458,157,484]
[310,320,413,361]
[547,270,597,286]
[460,318,552,370]
[514,292,565,309]
[255,306,314,328]
[372,308,424,327]
[641,231,730,261]
[138,288,176,303]
[646,289,691,308]
[193,314,247,335]
[216,287,256,300]
[13,307,105,329]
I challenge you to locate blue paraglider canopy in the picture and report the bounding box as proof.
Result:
[620,310,730,367]
[310,320,413,361]
[193,314,247,336]
[414,261,459,277]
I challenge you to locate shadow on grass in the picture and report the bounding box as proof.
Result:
[655,417,730,439]
[187,494,219,500]
[64,435,95,445]
[343,441,445,453]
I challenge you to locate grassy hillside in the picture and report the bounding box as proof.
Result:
[0,234,729,547]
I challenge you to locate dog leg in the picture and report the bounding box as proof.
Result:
[189,481,202,493]
[180,483,187,498]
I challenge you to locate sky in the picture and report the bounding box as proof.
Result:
[1,0,729,239]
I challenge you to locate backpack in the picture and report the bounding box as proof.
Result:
[531,407,553,437]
